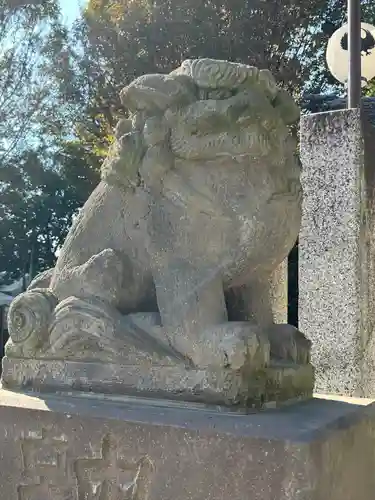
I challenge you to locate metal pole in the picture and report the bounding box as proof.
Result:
[347,0,362,108]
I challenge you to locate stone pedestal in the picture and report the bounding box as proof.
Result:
[0,389,374,500]
[299,109,375,396]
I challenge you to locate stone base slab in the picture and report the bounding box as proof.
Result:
[1,356,314,408]
[0,389,374,500]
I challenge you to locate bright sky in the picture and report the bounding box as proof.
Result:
[59,0,86,25]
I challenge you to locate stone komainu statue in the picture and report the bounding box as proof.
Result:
[3,59,313,406]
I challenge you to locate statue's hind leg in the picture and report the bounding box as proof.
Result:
[226,278,274,326]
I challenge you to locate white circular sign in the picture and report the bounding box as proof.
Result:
[326,22,375,86]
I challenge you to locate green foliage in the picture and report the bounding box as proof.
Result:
[38,0,352,184]
[0,143,99,285]
[0,0,60,169]
[3,0,375,289]
[0,1,99,284]
[365,79,375,97]
[54,0,375,158]
[314,0,375,96]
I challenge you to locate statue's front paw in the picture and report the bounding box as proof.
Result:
[266,324,311,365]
[173,322,270,371]
[214,324,270,370]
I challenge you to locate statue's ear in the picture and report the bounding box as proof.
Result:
[272,88,300,125]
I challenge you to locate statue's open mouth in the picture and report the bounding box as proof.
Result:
[164,88,289,161]
[116,59,299,165]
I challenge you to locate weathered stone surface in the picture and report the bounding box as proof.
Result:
[3,58,312,405]
[269,260,289,324]
[299,109,375,397]
[2,357,313,408]
[0,389,374,500]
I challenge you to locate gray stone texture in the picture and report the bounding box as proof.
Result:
[0,389,374,500]
[299,109,375,396]
[269,260,288,324]
[1,356,314,408]
[3,59,313,406]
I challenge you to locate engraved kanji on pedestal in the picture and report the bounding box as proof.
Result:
[18,478,73,500]
[74,434,155,500]
[17,428,77,500]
